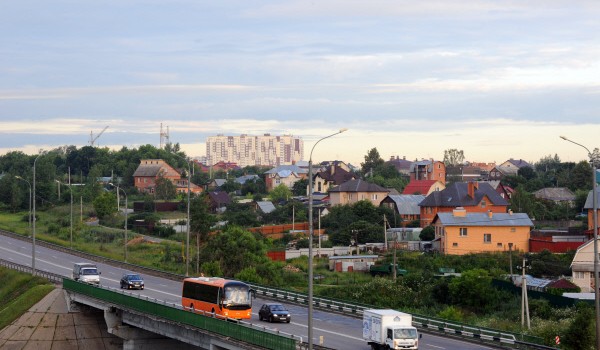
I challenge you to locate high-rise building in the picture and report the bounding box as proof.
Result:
[206,134,303,167]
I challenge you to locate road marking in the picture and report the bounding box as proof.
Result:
[0,244,180,298]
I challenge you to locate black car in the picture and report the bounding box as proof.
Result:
[258,303,291,323]
[120,273,144,290]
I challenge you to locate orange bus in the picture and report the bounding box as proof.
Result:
[181,277,254,319]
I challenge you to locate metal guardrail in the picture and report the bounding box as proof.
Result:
[63,278,298,350]
[0,257,63,284]
[1,229,557,350]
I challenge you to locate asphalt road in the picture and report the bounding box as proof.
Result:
[0,233,499,350]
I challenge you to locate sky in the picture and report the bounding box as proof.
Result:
[1,1,599,167]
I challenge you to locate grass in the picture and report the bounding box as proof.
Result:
[0,267,55,329]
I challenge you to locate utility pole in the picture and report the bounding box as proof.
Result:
[383,214,388,251]
[519,258,531,330]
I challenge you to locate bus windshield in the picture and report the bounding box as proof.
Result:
[222,285,250,309]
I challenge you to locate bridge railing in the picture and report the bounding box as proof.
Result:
[251,282,555,349]
[63,278,298,350]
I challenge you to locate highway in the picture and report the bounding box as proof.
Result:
[0,232,499,350]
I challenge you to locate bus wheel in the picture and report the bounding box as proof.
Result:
[211,308,215,315]
[190,304,195,312]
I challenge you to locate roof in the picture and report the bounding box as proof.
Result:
[419,182,509,207]
[383,195,426,215]
[264,164,308,177]
[256,201,276,214]
[507,159,532,168]
[328,255,379,260]
[402,180,438,195]
[533,187,576,201]
[208,191,231,205]
[434,212,534,227]
[583,187,600,209]
[329,179,389,193]
[235,174,259,184]
[211,179,227,187]
[315,165,357,185]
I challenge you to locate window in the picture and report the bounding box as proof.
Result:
[452,242,458,247]
[510,227,516,232]
[497,243,503,248]
[484,234,492,243]
[459,228,468,237]
[481,200,486,208]
[372,194,378,200]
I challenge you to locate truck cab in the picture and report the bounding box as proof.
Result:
[386,326,420,349]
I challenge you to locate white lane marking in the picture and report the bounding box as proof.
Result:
[0,244,180,298]
[52,255,58,259]
[290,321,364,341]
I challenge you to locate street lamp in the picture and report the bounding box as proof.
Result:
[109,183,128,262]
[171,152,192,277]
[560,135,599,349]
[55,180,73,249]
[15,176,32,237]
[32,150,48,275]
[308,128,347,349]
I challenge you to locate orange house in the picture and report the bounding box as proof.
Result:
[133,159,202,194]
[418,182,509,227]
[432,207,533,255]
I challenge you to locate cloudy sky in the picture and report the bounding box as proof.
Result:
[1,1,599,166]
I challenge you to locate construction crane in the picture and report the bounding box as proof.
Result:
[89,126,109,147]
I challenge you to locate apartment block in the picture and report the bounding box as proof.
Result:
[206,134,303,167]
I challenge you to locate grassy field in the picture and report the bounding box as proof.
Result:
[0,267,55,330]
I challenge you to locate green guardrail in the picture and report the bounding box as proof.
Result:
[63,278,296,350]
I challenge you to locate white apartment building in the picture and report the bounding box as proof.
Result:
[206,134,303,167]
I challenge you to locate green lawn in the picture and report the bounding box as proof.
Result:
[0,267,55,329]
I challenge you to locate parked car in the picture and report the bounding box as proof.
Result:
[258,303,291,323]
[120,273,144,290]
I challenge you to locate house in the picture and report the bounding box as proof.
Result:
[445,165,483,182]
[207,178,227,190]
[432,207,533,255]
[235,174,260,185]
[409,159,446,184]
[533,187,576,204]
[418,181,509,227]
[132,159,201,194]
[488,158,532,181]
[402,180,445,195]
[328,255,380,272]
[387,156,413,176]
[570,238,600,292]
[582,187,600,237]
[312,164,357,194]
[380,194,426,226]
[207,191,231,213]
[319,160,351,172]
[264,164,308,192]
[478,180,513,200]
[211,161,240,172]
[328,179,390,206]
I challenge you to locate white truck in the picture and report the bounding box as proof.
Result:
[363,309,420,350]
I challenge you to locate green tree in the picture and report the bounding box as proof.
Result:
[93,192,117,219]
[562,303,594,350]
[419,226,435,241]
[448,269,501,312]
[154,174,177,200]
[190,194,217,272]
[443,149,465,167]
[269,184,292,203]
[361,148,385,176]
[292,178,308,196]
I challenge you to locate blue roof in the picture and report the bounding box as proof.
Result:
[435,212,533,227]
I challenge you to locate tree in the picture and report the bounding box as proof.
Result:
[361,148,385,176]
[562,303,594,350]
[419,226,435,241]
[93,192,117,219]
[190,194,217,272]
[292,178,308,196]
[269,184,292,203]
[448,269,502,312]
[443,149,465,167]
[154,174,177,200]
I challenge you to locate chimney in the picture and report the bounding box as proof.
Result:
[468,182,475,198]
[487,210,493,219]
[330,165,335,175]
[508,209,513,215]
[453,207,467,217]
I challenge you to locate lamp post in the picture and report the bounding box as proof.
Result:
[32,150,47,275]
[308,128,347,349]
[109,183,128,262]
[561,135,599,349]
[55,180,73,249]
[15,176,32,237]
[171,153,192,277]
